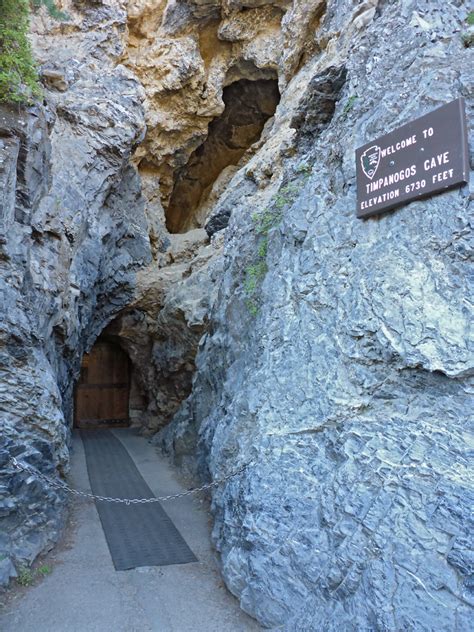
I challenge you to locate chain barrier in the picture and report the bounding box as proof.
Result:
[10,456,253,505]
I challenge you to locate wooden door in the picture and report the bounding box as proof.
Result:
[74,341,130,428]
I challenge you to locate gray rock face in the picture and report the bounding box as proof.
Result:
[110,228,221,436]
[0,1,472,630]
[0,5,151,577]
[161,1,474,630]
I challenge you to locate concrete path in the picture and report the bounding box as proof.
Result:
[0,429,261,632]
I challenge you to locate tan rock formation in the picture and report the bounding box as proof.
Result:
[121,0,290,230]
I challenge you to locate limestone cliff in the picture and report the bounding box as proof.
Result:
[146,2,474,630]
[1,1,473,631]
[0,1,151,584]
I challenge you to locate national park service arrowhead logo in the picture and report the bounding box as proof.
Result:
[360,145,381,180]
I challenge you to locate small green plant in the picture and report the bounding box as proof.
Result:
[37,564,51,575]
[15,562,53,586]
[0,0,41,104]
[245,298,260,317]
[244,226,274,316]
[244,260,268,295]
[0,0,68,105]
[343,94,357,116]
[244,181,301,316]
[274,183,298,211]
[30,0,69,21]
[16,566,34,586]
[462,11,474,46]
[295,162,312,178]
[251,208,283,235]
[257,238,268,259]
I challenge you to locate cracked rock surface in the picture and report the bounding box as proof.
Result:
[0,1,472,630]
[0,1,151,585]
[159,1,474,630]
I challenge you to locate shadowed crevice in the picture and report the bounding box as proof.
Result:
[166,78,280,234]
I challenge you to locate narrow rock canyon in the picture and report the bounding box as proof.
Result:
[0,1,472,630]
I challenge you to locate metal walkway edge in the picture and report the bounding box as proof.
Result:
[81,429,197,571]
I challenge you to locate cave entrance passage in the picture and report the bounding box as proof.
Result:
[166,77,280,233]
[74,339,131,429]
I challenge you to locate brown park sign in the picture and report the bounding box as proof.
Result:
[356,97,469,219]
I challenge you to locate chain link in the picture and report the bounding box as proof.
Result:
[10,456,252,505]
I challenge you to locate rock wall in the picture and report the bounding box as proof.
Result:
[157,1,474,630]
[0,1,151,585]
[107,227,220,435]
[0,0,472,630]
[123,0,334,230]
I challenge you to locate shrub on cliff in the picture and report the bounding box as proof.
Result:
[0,0,40,104]
[30,0,68,21]
[0,0,67,104]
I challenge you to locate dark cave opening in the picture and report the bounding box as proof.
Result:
[166,77,281,234]
[78,311,196,438]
